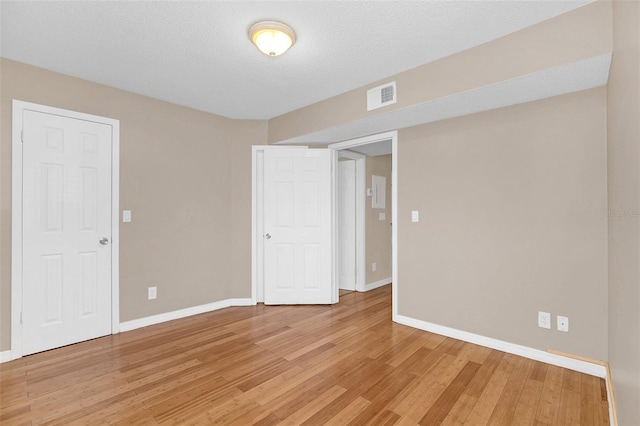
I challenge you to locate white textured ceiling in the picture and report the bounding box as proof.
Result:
[0,1,591,120]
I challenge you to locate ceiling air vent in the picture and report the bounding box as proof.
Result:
[367,81,397,111]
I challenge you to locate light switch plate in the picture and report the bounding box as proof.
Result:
[379,213,386,221]
[411,211,419,222]
[123,210,132,223]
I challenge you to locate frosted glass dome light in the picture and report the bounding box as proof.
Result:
[249,21,296,56]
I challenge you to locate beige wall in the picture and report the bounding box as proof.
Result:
[366,154,392,284]
[268,1,611,144]
[607,1,640,424]
[0,59,267,351]
[398,88,608,360]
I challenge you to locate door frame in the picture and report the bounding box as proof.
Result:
[329,131,398,316]
[11,100,120,360]
[337,150,366,293]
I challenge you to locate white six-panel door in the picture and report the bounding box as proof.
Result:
[263,148,331,304]
[21,109,113,355]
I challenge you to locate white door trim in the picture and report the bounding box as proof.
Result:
[11,100,120,360]
[337,150,366,293]
[329,131,398,317]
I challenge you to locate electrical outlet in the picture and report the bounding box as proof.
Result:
[538,311,551,329]
[557,315,569,332]
[148,286,157,300]
[372,262,377,272]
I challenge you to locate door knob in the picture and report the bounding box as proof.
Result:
[265,233,272,240]
[99,237,109,245]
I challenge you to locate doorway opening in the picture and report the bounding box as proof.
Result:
[329,131,398,318]
[251,130,398,318]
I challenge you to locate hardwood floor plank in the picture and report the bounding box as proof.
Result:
[281,325,359,361]
[487,356,533,425]
[233,358,292,392]
[270,376,337,420]
[112,409,159,425]
[440,350,505,425]
[0,404,31,425]
[116,331,235,374]
[278,385,347,425]
[323,396,371,425]
[391,353,464,421]
[375,328,431,366]
[176,399,262,426]
[250,413,282,426]
[299,357,406,425]
[464,353,519,425]
[535,365,565,425]
[529,361,549,383]
[580,373,609,425]
[440,394,478,426]
[0,286,609,425]
[557,388,581,425]
[511,377,544,425]
[145,376,238,423]
[396,337,456,376]
[419,360,481,425]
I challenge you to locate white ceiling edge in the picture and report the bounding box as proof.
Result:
[274,53,612,146]
[347,141,393,157]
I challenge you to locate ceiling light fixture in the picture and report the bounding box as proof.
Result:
[249,21,296,57]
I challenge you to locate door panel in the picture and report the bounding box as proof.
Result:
[338,160,356,290]
[22,110,112,355]
[264,148,331,304]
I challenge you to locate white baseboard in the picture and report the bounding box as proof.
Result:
[120,298,253,332]
[227,298,253,307]
[364,277,392,292]
[0,350,13,364]
[393,314,606,378]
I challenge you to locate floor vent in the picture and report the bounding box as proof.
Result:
[367,81,397,111]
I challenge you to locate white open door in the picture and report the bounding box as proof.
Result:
[263,147,332,304]
[337,160,356,291]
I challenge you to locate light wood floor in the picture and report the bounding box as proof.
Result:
[0,286,609,425]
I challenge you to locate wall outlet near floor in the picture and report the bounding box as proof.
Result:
[372,262,377,272]
[538,311,551,329]
[557,315,569,332]
[148,286,157,300]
